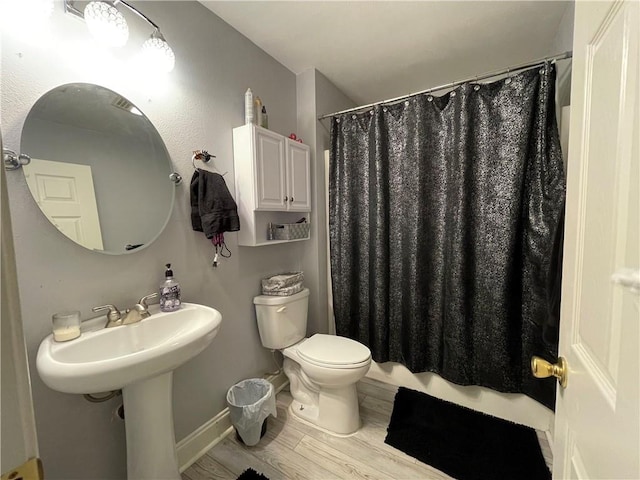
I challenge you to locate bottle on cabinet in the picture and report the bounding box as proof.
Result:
[245,88,254,125]
[244,90,269,129]
[255,96,263,127]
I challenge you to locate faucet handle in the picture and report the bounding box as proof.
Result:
[92,304,121,322]
[138,293,159,309]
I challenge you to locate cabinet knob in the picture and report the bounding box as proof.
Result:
[290,197,294,202]
[284,196,288,202]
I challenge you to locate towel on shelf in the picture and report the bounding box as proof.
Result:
[190,170,240,238]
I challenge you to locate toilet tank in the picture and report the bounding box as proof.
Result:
[253,288,309,349]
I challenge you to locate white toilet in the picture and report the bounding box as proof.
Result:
[254,288,371,436]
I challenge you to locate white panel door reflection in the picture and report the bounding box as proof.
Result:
[23,158,104,250]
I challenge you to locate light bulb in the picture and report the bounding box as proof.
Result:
[84,1,129,47]
[141,31,175,73]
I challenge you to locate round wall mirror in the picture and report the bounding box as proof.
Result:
[20,83,175,255]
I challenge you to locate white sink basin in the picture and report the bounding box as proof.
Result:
[36,302,222,394]
[36,302,222,479]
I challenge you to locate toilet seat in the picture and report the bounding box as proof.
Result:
[297,334,371,369]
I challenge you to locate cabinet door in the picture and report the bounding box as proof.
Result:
[286,140,311,211]
[255,128,287,210]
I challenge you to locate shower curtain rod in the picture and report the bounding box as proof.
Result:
[318,50,572,120]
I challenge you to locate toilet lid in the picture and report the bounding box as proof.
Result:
[297,334,371,366]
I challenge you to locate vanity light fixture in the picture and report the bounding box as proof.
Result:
[64,0,176,72]
[83,1,129,47]
[141,29,175,74]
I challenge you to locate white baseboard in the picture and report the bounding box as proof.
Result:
[268,371,289,394]
[176,408,233,473]
[177,372,288,472]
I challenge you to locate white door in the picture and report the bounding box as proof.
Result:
[23,158,103,250]
[286,139,311,212]
[254,127,287,210]
[552,0,639,478]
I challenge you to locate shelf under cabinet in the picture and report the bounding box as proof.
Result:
[237,210,310,246]
[248,236,310,247]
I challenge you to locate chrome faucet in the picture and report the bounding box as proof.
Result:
[133,293,159,319]
[92,304,123,328]
[92,293,158,329]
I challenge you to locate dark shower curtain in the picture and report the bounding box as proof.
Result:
[329,64,565,409]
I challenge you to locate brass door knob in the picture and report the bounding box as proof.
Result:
[531,356,568,388]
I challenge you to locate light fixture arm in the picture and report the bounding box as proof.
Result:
[118,0,159,31]
[63,0,84,19]
[64,0,161,33]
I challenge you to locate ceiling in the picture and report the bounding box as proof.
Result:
[200,1,571,107]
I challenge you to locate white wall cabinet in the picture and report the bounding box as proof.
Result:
[233,124,311,246]
[285,140,311,211]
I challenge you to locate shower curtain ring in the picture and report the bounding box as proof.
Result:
[505,67,512,84]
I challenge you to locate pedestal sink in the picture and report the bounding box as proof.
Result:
[36,303,222,480]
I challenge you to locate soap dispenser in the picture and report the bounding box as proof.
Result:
[160,263,181,312]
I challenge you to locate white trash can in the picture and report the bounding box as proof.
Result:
[226,378,277,446]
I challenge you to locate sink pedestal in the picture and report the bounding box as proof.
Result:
[36,303,223,479]
[122,372,180,480]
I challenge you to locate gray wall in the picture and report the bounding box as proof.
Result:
[550,1,575,120]
[1,2,305,478]
[297,69,355,335]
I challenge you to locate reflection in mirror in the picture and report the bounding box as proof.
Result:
[20,83,175,254]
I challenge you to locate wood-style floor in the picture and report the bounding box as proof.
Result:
[182,378,552,480]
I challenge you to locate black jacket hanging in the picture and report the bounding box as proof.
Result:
[190,170,240,238]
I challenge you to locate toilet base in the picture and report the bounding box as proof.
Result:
[289,400,360,438]
[288,383,361,436]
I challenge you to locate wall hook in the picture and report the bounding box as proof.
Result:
[3,148,31,170]
[192,149,227,176]
[192,149,215,170]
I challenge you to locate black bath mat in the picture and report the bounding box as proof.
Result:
[237,468,269,480]
[385,387,550,480]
